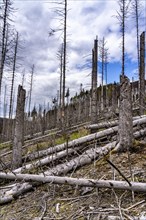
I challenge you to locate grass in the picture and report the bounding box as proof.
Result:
[23,127,89,155]
[0,142,12,150]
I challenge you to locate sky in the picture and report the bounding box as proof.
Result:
[1,0,146,116]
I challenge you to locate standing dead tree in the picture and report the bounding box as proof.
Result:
[49,0,68,131]
[99,37,108,111]
[131,0,141,69]
[117,75,133,151]
[57,43,63,127]
[91,37,98,124]
[0,0,13,95]
[116,0,133,152]
[61,0,67,132]
[9,32,19,119]
[12,85,26,169]
[28,64,35,117]
[116,0,129,76]
[139,31,145,115]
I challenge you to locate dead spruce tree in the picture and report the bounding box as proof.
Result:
[118,75,133,151]
[99,37,108,111]
[131,0,141,69]
[116,0,129,75]
[9,32,19,119]
[91,37,98,124]
[116,0,133,151]
[0,0,14,95]
[139,32,145,115]
[12,85,26,169]
[57,43,63,127]
[49,0,68,131]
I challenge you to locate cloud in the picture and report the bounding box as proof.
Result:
[1,0,145,116]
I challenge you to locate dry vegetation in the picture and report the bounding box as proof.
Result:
[0,128,146,220]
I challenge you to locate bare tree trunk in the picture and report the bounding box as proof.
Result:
[122,0,125,75]
[101,37,105,110]
[61,0,67,131]
[0,0,9,94]
[28,64,34,116]
[12,85,26,169]
[9,32,18,119]
[1,173,146,194]
[91,38,98,124]
[58,44,63,127]
[118,75,133,151]
[139,31,145,115]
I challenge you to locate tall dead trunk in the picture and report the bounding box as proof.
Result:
[122,0,125,75]
[91,38,98,124]
[9,32,19,119]
[118,75,133,151]
[61,0,67,132]
[0,0,9,94]
[58,44,63,127]
[139,31,145,115]
[28,65,34,116]
[12,85,26,169]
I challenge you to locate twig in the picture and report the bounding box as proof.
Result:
[126,199,146,211]
[123,212,133,220]
[112,188,123,220]
[106,159,131,186]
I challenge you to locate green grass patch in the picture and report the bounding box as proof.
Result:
[0,142,12,150]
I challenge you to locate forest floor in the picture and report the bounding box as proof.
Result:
[0,130,146,220]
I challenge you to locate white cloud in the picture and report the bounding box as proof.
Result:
[1,0,145,116]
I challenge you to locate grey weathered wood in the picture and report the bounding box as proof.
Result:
[1,124,146,204]
[25,126,118,161]
[86,115,146,131]
[0,141,117,204]
[1,172,146,205]
[118,75,133,151]
[139,31,145,115]
[91,38,98,124]
[12,85,26,169]
[1,173,146,192]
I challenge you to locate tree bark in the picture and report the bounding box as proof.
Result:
[118,75,133,151]
[0,141,117,204]
[14,146,83,174]
[86,115,146,131]
[91,38,98,124]
[24,115,146,161]
[25,126,118,161]
[12,85,26,169]
[0,173,146,194]
[139,31,145,115]
[1,125,146,204]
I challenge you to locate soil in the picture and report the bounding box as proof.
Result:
[0,137,146,220]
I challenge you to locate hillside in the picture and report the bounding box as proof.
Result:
[0,122,146,220]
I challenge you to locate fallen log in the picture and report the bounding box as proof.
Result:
[0,141,117,204]
[1,128,146,204]
[0,173,146,193]
[13,146,83,174]
[24,126,118,161]
[86,116,146,130]
[12,128,146,174]
[25,116,146,161]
